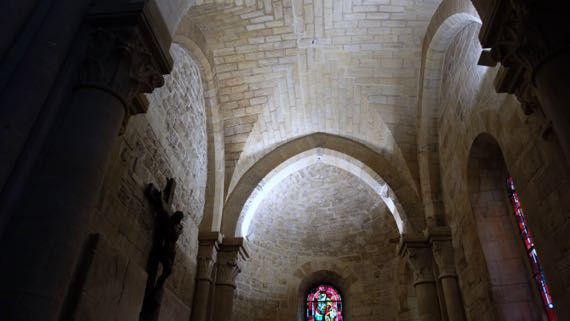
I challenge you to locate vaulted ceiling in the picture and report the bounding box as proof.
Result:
[165,0,442,194]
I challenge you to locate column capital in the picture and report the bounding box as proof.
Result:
[215,237,249,288]
[474,0,570,119]
[431,240,457,280]
[424,226,457,279]
[78,0,173,130]
[196,232,223,282]
[398,234,435,286]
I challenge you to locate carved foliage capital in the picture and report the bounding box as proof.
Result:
[79,27,166,112]
[431,241,457,279]
[405,247,435,285]
[216,256,241,288]
[483,1,561,72]
[477,0,567,120]
[196,240,219,282]
[197,255,216,282]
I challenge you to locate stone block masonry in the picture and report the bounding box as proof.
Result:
[91,43,208,320]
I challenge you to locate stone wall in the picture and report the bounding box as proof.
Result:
[436,22,570,320]
[89,43,208,319]
[232,163,401,321]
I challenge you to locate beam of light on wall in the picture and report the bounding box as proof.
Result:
[238,148,405,237]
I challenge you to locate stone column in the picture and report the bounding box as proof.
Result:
[473,0,570,165]
[428,228,465,321]
[400,236,442,321]
[212,237,248,321]
[0,2,172,321]
[191,232,223,321]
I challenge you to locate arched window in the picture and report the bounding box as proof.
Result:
[468,134,553,321]
[506,176,556,320]
[306,284,343,321]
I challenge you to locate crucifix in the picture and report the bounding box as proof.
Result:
[140,178,184,321]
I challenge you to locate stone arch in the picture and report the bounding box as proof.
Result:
[237,148,408,236]
[467,132,545,321]
[174,29,225,232]
[221,132,424,237]
[417,0,481,226]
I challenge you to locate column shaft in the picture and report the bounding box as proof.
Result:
[191,232,222,321]
[0,59,128,321]
[414,281,442,321]
[0,2,172,320]
[212,237,248,321]
[213,285,236,321]
[439,277,464,321]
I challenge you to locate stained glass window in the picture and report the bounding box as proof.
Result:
[506,176,556,321]
[306,284,343,321]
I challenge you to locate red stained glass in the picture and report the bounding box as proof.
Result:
[507,176,556,321]
[306,285,343,321]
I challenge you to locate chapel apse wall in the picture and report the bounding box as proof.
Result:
[91,43,208,320]
[232,163,401,321]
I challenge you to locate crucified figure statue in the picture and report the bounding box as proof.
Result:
[140,178,184,321]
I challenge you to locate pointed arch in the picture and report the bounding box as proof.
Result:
[237,148,408,236]
[221,132,424,237]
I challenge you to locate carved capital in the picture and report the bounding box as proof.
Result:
[399,234,434,286]
[216,257,241,288]
[197,255,216,282]
[195,232,222,282]
[405,247,435,285]
[80,27,164,104]
[78,0,173,130]
[475,0,569,123]
[424,226,457,279]
[476,0,567,70]
[215,237,249,288]
[431,241,457,279]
